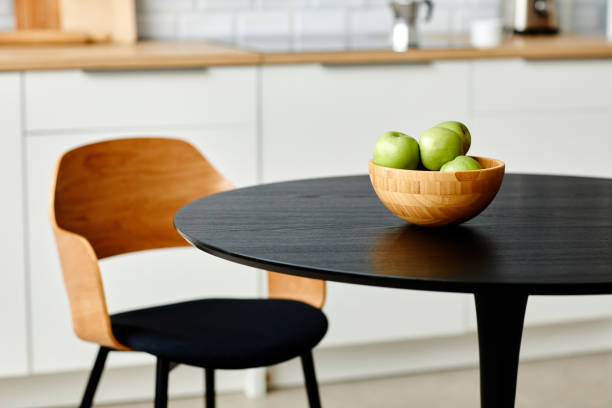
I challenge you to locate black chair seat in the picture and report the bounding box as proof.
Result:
[110,298,328,369]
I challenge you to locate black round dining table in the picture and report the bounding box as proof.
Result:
[174,173,612,408]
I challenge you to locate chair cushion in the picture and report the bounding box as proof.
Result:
[110,298,328,369]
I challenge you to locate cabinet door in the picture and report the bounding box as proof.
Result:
[473,59,612,114]
[0,73,28,378]
[26,127,258,373]
[471,111,612,178]
[322,283,467,347]
[467,294,612,330]
[262,62,471,182]
[262,63,472,344]
[24,67,256,132]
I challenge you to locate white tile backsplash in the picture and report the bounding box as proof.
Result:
[349,6,394,36]
[137,13,178,40]
[294,9,346,37]
[237,10,291,37]
[0,0,9,15]
[312,0,365,6]
[198,0,252,9]
[0,14,11,30]
[0,0,606,40]
[180,11,235,39]
[255,0,312,8]
[420,7,452,34]
[136,0,194,12]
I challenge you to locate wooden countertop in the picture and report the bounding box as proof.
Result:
[1,35,612,71]
[0,41,260,71]
[262,35,612,64]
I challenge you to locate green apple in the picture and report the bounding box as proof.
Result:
[419,127,463,171]
[373,131,420,170]
[436,121,471,154]
[440,156,483,172]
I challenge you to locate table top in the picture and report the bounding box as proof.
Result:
[174,174,612,295]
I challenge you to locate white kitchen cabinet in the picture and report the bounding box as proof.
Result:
[473,59,612,114]
[322,284,466,347]
[8,55,612,390]
[0,73,28,378]
[467,295,612,330]
[262,63,472,344]
[24,67,256,132]
[470,111,612,178]
[26,127,258,374]
[262,62,471,183]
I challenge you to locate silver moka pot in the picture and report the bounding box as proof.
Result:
[390,0,433,51]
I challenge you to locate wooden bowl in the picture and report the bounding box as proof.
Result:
[368,157,505,227]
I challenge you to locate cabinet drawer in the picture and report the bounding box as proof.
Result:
[25,67,256,132]
[473,59,612,113]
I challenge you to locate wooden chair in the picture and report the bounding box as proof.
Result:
[49,138,327,408]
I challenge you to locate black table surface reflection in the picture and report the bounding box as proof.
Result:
[175,174,612,408]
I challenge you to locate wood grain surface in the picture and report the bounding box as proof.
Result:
[0,29,93,45]
[59,0,136,44]
[368,157,505,227]
[268,271,325,309]
[50,138,235,348]
[13,0,60,29]
[261,35,612,64]
[0,41,260,71]
[175,174,612,295]
[1,35,612,72]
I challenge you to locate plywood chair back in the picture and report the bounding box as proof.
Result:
[268,272,326,309]
[52,138,234,259]
[50,138,234,348]
[50,137,325,350]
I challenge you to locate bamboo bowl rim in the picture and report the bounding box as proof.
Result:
[368,156,505,178]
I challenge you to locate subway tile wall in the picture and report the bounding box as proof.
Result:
[0,0,607,39]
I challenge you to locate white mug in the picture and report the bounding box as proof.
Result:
[470,18,503,48]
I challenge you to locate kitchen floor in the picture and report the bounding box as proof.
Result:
[106,352,612,408]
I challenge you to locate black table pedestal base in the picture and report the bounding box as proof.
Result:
[475,292,528,408]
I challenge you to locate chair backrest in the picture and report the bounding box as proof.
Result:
[50,138,325,349]
[52,138,233,259]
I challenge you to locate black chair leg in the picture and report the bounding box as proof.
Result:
[155,358,170,408]
[205,368,215,408]
[80,346,110,408]
[301,351,322,408]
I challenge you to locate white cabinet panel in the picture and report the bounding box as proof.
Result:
[467,296,612,329]
[262,63,471,343]
[0,73,28,377]
[525,296,612,326]
[262,62,470,183]
[471,111,612,178]
[26,128,258,373]
[322,283,468,347]
[473,59,612,114]
[25,67,256,132]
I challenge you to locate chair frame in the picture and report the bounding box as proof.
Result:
[49,138,326,408]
